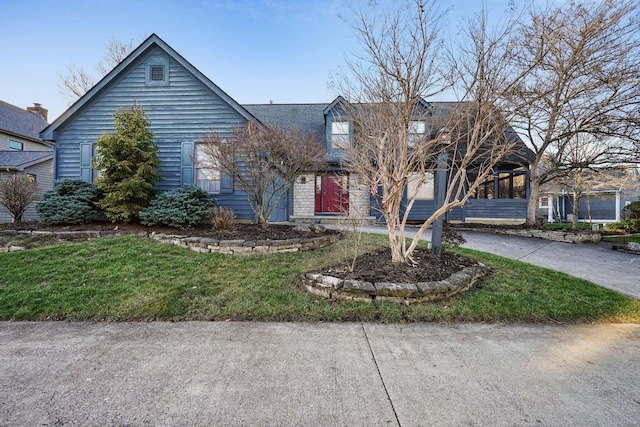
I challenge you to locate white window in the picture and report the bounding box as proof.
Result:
[407,172,434,200]
[9,140,23,151]
[409,121,426,146]
[195,144,220,194]
[331,121,350,149]
[539,196,550,208]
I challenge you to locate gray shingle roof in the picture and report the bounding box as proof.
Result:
[0,151,53,169]
[0,100,48,140]
[243,103,327,139]
[243,101,534,166]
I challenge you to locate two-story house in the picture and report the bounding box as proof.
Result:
[0,101,53,222]
[41,33,532,225]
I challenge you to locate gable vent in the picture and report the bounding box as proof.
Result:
[151,65,165,81]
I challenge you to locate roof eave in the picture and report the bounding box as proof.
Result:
[41,34,262,140]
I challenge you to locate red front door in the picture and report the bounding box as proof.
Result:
[315,175,348,214]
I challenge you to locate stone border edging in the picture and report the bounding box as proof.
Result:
[458,228,601,243]
[0,229,341,256]
[149,233,340,255]
[612,242,640,255]
[301,264,491,304]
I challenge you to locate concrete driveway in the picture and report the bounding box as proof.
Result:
[1,321,639,426]
[355,226,640,299]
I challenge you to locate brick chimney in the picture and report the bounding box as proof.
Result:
[27,103,48,122]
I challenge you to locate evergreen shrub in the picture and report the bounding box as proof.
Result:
[622,200,640,220]
[139,185,214,230]
[36,179,100,225]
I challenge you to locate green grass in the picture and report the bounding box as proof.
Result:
[544,222,594,230]
[602,234,640,244]
[1,234,638,323]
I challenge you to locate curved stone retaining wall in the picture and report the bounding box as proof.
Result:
[458,228,601,243]
[149,233,340,255]
[0,229,340,256]
[301,264,491,304]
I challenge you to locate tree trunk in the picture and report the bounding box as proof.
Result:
[527,170,540,226]
[572,191,580,231]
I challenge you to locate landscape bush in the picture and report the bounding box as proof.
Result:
[139,186,213,230]
[608,219,640,234]
[0,175,39,222]
[209,206,236,230]
[36,179,100,225]
[622,200,640,220]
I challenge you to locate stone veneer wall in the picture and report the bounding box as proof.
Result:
[348,174,370,217]
[292,173,371,218]
[293,174,316,216]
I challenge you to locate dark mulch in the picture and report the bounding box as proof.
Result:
[321,247,478,283]
[0,221,339,241]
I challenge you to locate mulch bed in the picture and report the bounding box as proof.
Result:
[321,247,478,283]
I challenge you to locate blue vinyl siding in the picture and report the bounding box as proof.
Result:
[53,46,265,221]
[463,199,527,219]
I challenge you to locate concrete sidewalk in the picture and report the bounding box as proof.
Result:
[355,226,640,299]
[1,322,639,426]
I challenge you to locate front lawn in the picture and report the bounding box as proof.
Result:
[544,222,594,230]
[1,235,638,323]
[602,234,640,244]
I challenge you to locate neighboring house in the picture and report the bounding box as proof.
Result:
[537,167,640,224]
[0,101,52,222]
[41,34,532,225]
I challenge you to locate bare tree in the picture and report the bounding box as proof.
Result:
[198,122,327,228]
[0,176,39,222]
[333,0,530,264]
[550,132,621,229]
[59,38,137,105]
[507,1,640,226]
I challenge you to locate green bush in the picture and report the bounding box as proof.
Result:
[622,200,640,220]
[608,219,640,233]
[94,106,161,222]
[54,179,101,202]
[36,179,100,225]
[139,186,214,230]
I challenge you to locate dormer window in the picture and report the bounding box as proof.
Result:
[331,121,350,149]
[146,58,169,86]
[9,140,23,151]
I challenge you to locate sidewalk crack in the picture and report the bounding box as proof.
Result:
[361,323,401,427]
[517,240,554,261]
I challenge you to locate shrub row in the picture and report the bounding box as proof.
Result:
[36,180,216,230]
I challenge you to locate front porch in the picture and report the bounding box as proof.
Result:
[291,173,375,225]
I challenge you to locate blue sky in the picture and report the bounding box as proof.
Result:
[1,0,514,122]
